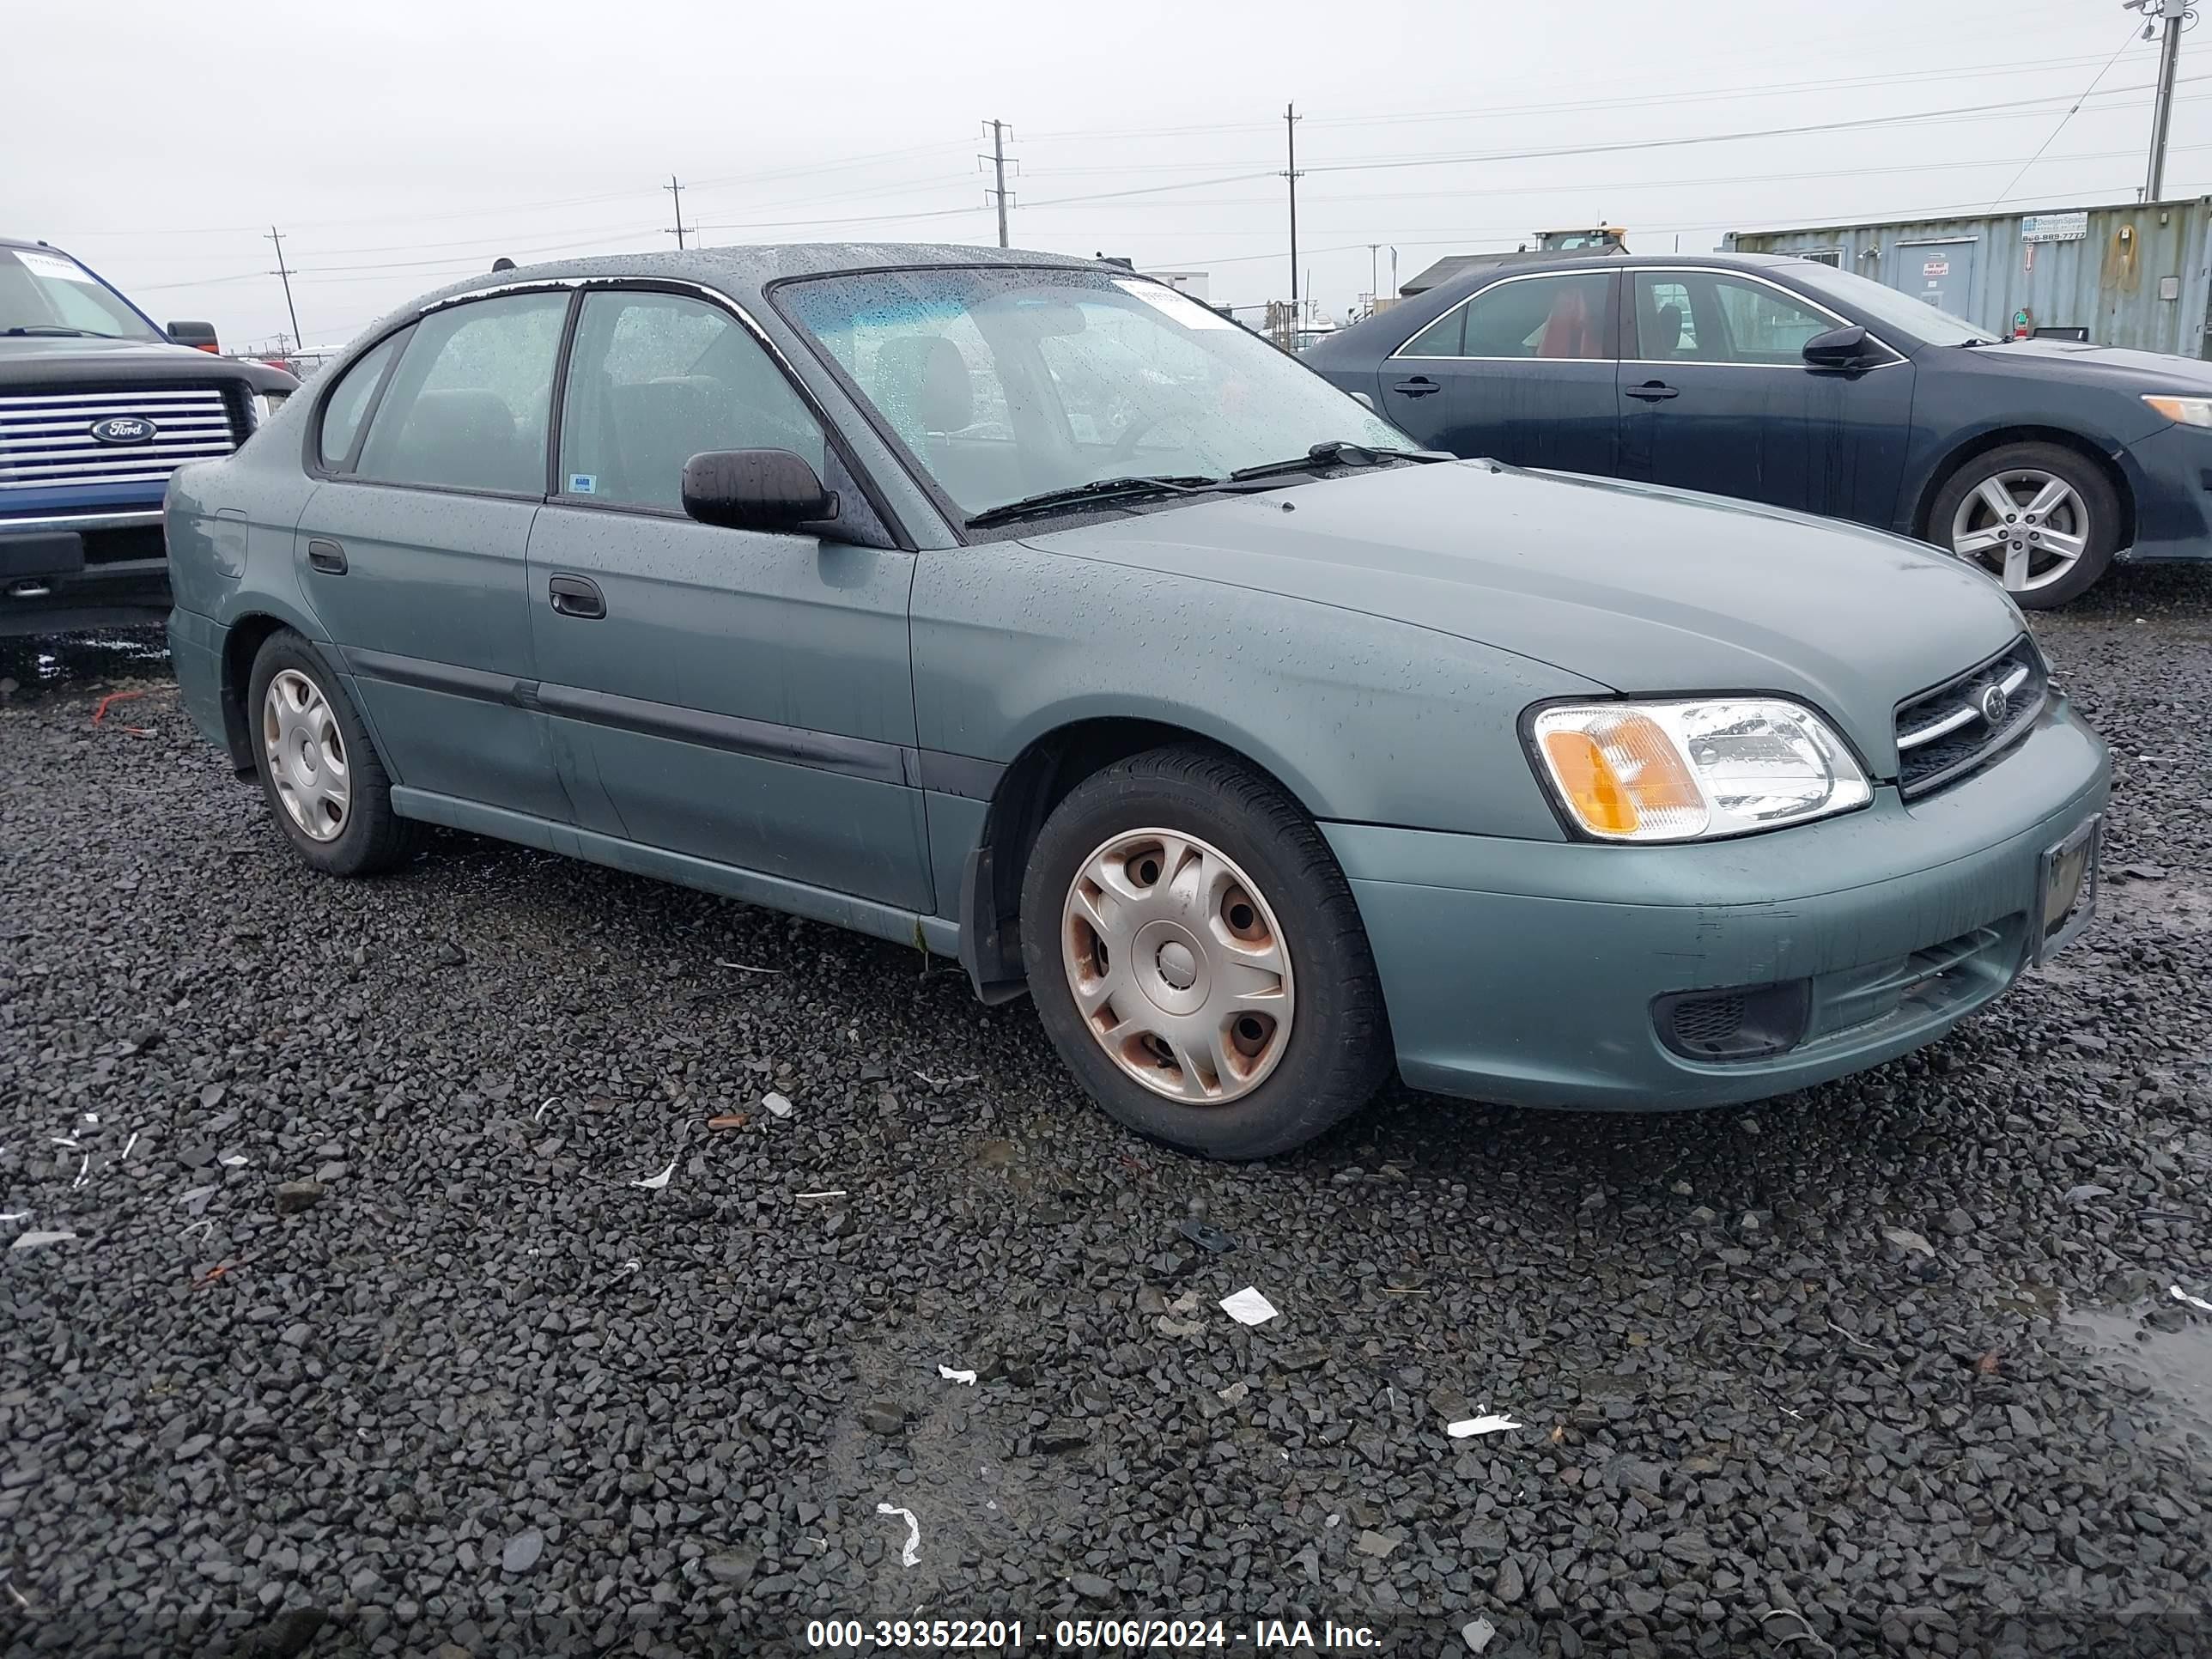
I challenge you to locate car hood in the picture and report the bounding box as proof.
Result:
[1020,461,2025,775]
[0,335,296,392]
[1960,337,2212,391]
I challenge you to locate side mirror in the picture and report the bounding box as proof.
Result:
[681,449,837,533]
[1802,324,1878,370]
[167,320,221,353]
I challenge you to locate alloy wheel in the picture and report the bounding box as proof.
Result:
[1949,468,2089,593]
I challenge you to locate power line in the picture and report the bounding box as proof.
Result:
[1992,22,2145,204]
[1297,77,2207,179]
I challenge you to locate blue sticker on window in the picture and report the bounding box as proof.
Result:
[568,473,596,495]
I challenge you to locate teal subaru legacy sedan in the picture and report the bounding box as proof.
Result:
[163,244,2108,1158]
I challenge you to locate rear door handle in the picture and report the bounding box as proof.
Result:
[307,538,347,574]
[548,574,605,619]
[1389,376,1441,398]
[1626,380,1680,402]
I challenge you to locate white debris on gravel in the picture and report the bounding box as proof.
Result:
[630,1157,678,1191]
[10,1231,76,1251]
[2171,1285,2212,1314]
[1448,1414,1523,1438]
[1218,1286,1279,1325]
[875,1502,921,1566]
[763,1092,794,1118]
[938,1364,977,1385]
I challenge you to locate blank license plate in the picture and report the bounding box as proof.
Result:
[2036,813,2100,963]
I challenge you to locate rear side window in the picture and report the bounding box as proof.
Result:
[1460,272,1613,360]
[355,293,568,495]
[1397,307,1465,357]
[557,290,824,512]
[316,332,404,470]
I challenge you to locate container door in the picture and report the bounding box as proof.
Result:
[1887,239,1980,325]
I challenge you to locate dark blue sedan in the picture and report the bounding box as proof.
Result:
[1305,252,2212,605]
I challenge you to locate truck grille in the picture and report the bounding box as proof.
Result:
[0,386,240,493]
[1893,635,2046,799]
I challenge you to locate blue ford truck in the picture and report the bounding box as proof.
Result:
[1,236,297,635]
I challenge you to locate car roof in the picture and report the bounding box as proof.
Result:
[1433,251,1802,284]
[416,240,1106,313]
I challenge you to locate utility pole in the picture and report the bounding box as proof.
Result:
[1389,246,1398,297]
[2134,0,2190,202]
[1283,103,1303,312]
[980,120,1018,247]
[1366,243,1378,311]
[665,175,688,249]
[265,227,302,351]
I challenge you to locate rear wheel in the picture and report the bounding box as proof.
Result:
[247,629,420,876]
[1018,745,1389,1159]
[1929,441,2119,608]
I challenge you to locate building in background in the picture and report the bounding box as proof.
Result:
[1144,270,1209,304]
[1727,197,2212,358]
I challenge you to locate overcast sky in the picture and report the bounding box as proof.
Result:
[7,0,2203,350]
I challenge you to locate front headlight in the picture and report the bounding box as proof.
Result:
[2142,393,2212,428]
[1529,698,1871,842]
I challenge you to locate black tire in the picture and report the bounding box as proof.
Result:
[1926,441,2120,609]
[246,629,420,876]
[1018,744,1390,1159]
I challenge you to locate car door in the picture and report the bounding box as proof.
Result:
[295,290,571,823]
[1382,269,1621,474]
[524,286,933,913]
[1619,268,1915,526]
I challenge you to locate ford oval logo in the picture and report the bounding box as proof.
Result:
[88,416,158,446]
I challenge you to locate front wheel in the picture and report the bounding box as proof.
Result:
[1018,745,1389,1159]
[1928,441,2119,608]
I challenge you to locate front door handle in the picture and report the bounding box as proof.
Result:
[307,538,347,574]
[1389,376,1441,398]
[1626,380,1680,402]
[549,574,605,619]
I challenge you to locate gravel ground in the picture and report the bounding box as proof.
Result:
[3,568,2209,1659]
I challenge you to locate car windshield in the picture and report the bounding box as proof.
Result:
[0,246,162,340]
[775,264,1411,519]
[1785,260,1999,346]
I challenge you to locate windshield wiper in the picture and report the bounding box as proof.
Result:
[966,474,1220,529]
[1227,439,1445,483]
[3,325,111,338]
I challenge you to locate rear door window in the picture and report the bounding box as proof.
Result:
[1458,272,1614,360]
[354,293,568,495]
[1396,306,1466,358]
[316,331,405,470]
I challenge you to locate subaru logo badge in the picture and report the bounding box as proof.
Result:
[88,416,157,446]
[1978,684,2009,727]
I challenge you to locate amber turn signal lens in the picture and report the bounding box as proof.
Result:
[1539,729,1641,835]
[1534,709,1710,840]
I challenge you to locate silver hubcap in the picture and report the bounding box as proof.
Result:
[1950,469,2089,592]
[262,668,349,842]
[1060,828,1295,1104]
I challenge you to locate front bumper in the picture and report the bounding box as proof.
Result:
[1328,699,2110,1110]
[0,509,170,635]
[2118,422,2212,562]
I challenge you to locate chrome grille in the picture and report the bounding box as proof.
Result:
[0,387,240,493]
[1893,635,2047,799]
